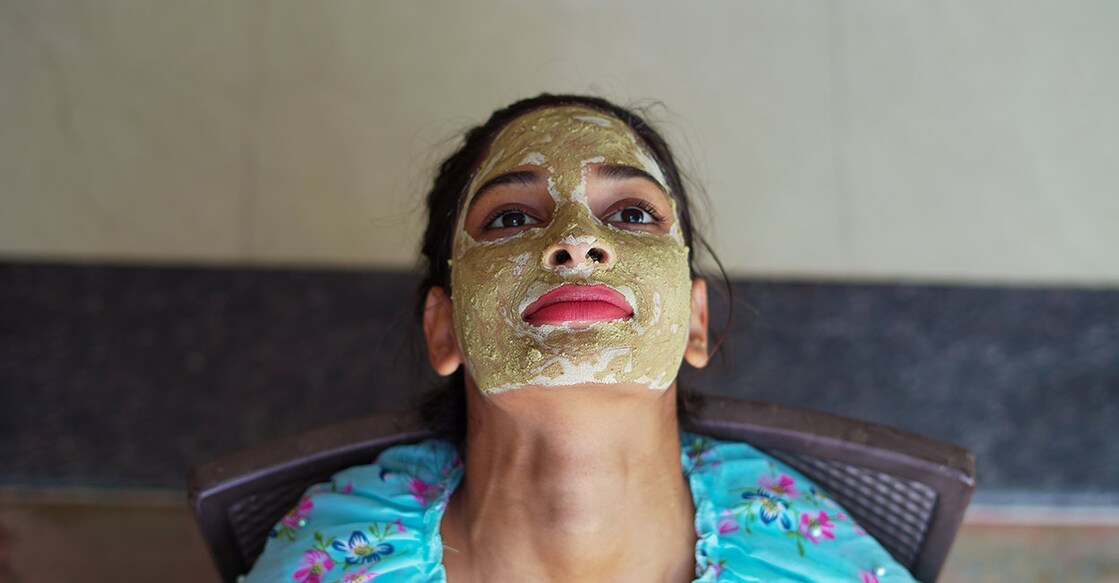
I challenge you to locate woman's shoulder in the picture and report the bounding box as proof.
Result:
[680,432,919,583]
[241,439,462,583]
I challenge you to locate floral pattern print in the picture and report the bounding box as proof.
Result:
[739,488,794,530]
[331,530,394,565]
[335,567,377,583]
[715,510,739,535]
[689,437,916,581]
[272,480,354,541]
[683,436,720,474]
[800,510,836,544]
[245,436,916,583]
[283,497,314,528]
[272,496,314,541]
[759,473,800,498]
[293,549,333,583]
[407,478,445,507]
[722,464,859,557]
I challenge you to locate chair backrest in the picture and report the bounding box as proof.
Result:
[188,396,975,582]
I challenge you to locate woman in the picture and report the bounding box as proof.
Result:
[246,95,915,582]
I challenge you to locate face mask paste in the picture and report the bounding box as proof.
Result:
[450,105,692,393]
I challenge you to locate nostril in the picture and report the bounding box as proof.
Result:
[587,248,605,263]
[551,249,572,265]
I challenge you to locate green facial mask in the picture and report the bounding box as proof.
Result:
[451,106,693,393]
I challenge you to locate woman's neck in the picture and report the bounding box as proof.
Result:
[439,383,697,583]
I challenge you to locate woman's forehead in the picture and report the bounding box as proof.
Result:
[467,105,669,200]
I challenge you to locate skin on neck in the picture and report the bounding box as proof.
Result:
[439,379,697,583]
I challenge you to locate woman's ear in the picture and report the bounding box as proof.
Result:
[423,286,463,376]
[683,278,710,369]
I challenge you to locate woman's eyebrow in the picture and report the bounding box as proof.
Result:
[594,164,668,194]
[469,170,544,209]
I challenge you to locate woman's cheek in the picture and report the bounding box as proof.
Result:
[452,240,540,343]
[620,237,693,358]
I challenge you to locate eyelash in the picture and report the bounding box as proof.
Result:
[480,199,667,231]
[611,199,667,224]
[482,205,539,231]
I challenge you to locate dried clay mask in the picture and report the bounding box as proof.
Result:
[450,105,693,393]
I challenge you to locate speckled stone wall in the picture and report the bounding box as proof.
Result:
[2,262,1116,504]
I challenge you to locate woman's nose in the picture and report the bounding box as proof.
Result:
[543,236,615,271]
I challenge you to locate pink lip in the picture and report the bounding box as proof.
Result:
[521,284,634,325]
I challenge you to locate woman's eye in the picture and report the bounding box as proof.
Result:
[485,210,539,230]
[605,206,653,225]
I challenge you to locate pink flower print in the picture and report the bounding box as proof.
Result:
[716,510,740,534]
[684,438,720,472]
[859,569,880,583]
[836,512,847,521]
[282,497,314,529]
[799,511,836,544]
[293,549,333,583]
[408,478,445,507]
[758,473,799,499]
[701,558,727,581]
[393,518,406,533]
[339,567,377,583]
[443,454,463,476]
[339,481,354,494]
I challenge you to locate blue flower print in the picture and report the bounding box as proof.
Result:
[331,530,394,565]
[741,489,793,530]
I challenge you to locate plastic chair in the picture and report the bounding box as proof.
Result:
[188,396,976,582]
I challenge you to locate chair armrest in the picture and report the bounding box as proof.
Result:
[188,412,427,580]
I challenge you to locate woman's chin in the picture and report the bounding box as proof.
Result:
[481,380,672,399]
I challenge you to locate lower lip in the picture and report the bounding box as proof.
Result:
[525,301,631,325]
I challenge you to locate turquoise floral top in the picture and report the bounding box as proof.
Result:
[244,433,917,583]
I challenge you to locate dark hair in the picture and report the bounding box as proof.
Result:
[414,94,729,445]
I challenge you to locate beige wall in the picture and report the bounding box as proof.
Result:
[2,1,1117,285]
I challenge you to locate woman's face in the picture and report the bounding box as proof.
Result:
[450,105,695,393]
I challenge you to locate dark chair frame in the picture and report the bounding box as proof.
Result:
[189,396,975,582]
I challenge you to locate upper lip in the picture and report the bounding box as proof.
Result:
[521,284,634,322]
